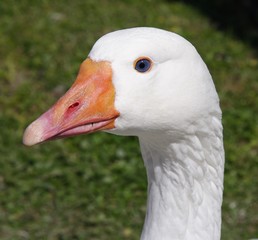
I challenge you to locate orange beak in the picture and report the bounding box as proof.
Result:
[23,58,119,146]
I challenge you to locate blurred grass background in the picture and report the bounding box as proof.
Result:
[0,0,258,239]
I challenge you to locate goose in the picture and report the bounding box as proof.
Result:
[23,27,224,240]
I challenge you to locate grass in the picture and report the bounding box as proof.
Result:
[0,0,258,239]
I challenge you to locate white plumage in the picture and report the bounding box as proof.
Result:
[23,27,225,240]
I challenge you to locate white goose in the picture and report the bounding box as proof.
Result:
[23,27,224,240]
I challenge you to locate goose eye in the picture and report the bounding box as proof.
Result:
[135,58,152,73]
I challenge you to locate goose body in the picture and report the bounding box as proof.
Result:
[23,27,224,240]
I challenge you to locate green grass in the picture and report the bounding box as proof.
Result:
[1,0,258,239]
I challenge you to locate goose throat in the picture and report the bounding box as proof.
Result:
[139,118,224,240]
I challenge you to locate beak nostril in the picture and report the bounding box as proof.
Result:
[68,101,80,110]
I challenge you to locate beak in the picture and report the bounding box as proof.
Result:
[23,58,119,146]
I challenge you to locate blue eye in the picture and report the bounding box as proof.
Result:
[135,58,152,73]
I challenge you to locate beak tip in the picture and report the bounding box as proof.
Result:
[22,120,44,146]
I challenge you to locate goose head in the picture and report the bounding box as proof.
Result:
[23,27,220,145]
[23,27,225,240]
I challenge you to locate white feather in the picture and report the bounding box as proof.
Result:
[90,27,225,240]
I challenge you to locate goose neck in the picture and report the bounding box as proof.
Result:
[139,129,224,240]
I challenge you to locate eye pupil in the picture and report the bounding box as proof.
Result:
[139,62,146,69]
[135,58,152,73]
